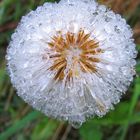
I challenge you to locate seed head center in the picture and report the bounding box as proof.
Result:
[46,29,103,81]
[66,46,81,61]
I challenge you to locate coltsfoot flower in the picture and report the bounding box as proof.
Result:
[6,0,137,128]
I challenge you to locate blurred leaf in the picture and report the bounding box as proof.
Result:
[120,77,140,140]
[0,111,40,140]
[31,118,59,140]
[136,44,140,51]
[0,68,6,83]
[0,0,17,24]
[89,102,129,125]
[17,134,26,140]
[83,98,140,126]
[80,122,102,140]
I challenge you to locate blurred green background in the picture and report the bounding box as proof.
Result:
[0,0,140,140]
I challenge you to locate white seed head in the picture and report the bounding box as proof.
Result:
[6,0,137,128]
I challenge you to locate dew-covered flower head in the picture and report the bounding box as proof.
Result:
[7,0,137,127]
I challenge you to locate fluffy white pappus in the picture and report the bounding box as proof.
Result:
[6,0,137,128]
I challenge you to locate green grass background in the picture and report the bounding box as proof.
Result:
[0,0,140,140]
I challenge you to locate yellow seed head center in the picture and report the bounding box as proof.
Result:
[44,29,103,81]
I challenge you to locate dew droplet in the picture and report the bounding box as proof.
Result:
[71,122,82,129]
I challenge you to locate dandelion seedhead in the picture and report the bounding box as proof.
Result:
[7,0,137,128]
